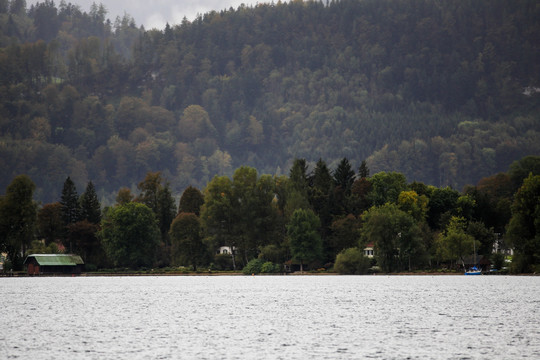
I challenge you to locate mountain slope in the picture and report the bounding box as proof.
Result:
[1,0,539,202]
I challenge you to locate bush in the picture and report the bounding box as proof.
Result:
[258,245,287,264]
[261,261,280,273]
[213,253,234,271]
[334,247,371,275]
[242,258,265,275]
[491,253,505,270]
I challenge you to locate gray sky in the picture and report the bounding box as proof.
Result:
[28,1,266,30]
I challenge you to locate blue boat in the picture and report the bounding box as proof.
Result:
[465,266,482,275]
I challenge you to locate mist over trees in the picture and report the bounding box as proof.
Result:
[0,0,538,204]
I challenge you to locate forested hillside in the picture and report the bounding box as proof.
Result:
[1,0,539,203]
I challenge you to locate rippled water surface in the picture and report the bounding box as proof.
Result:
[1,275,540,359]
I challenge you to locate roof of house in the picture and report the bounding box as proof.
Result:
[24,254,84,266]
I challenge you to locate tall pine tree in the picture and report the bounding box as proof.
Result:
[60,176,81,226]
[80,181,101,224]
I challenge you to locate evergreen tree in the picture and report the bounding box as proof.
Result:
[333,157,355,193]
[312,158,332,193]
[358,160,370,179]
[136,172,177,245]
[286,158,311,215]
[80,181,101,224]
[332,157,356,215]
[289,158,309,193]
[157,183,177,244]
[60,176,81,226]
[310,158,333,254]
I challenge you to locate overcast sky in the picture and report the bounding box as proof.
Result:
[28,0,265,30]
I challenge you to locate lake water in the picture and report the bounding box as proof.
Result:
[1,275,539,359]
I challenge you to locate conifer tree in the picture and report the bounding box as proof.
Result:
[157,183,177,244]
[80,181,101,224]
[333,157,355,194]
[358,160,370,179]
[60,176,81,226]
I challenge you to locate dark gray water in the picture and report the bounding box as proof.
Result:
[1,275,539,359]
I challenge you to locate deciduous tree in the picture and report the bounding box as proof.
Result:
[179,186,204,216]
[0,175,37,270]
[506,174,540,272]
[37,202,63,245]
[287,208,322,272]
[99,202,160,268]
[170,212,205,270]
[361,204,424,272]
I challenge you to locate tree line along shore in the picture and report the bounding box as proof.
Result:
[2,155,539,275]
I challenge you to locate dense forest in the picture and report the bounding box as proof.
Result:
[0,0,539,204]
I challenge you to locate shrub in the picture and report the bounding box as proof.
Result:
[242,258,265,275]
[491,253,505,270]
[334,247,371,275]
[261,261,280,273]
[213,253,234,271]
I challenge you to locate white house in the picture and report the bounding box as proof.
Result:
[216,246,235,255]
[364,243,374,258]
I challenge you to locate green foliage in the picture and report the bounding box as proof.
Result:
[0,1,538,202]
[242,258,265,275]
[508,156,540,191]
[201,168,281,268]
[136,172,177,245]
[368,172,408,206]
[60,176,81,225]
[179,186,204,216]
[67,220,104,266]
[80,181,101,224]
[99,202,160,268]
[361,203,424,272]
[333,157,355,194]
[169,212,205,271]
[260,261,280,274]
[329,214,362,260]
[258,244,287,264]
[491,252,505,271]
[37,202,63,245]
[0,175,37,270]
[26,239,60,255]
[397,190,429,222]
[427,187,460,230]
[506,174,540,272]
[287,208,322,271]
[437,216,478,266]
[212,253,234,271]
[466,221,495,256]
[334,247,371,275]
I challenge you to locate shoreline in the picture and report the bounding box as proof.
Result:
[3,271,532,277]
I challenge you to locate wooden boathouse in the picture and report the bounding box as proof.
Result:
[24,254,84,275]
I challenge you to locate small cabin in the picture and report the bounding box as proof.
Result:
[24,254,84,275]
